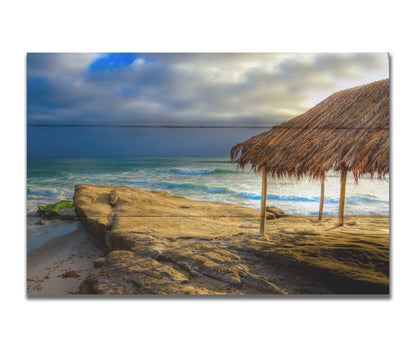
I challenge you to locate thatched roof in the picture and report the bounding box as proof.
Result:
[231,78,389,181]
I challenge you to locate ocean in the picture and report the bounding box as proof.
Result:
[27,126,389,252]
[27,157,389,217]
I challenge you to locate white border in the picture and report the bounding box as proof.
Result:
[1,1,415,346]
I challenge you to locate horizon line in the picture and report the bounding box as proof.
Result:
[27,124,275,129]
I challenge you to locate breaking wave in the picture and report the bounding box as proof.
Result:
[171,168,236,175]
[238,192,386,205]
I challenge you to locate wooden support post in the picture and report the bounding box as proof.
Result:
[318,174,325,221]
[338,169,347,226]
[259,166,267,236]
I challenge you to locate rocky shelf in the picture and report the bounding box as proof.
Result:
[73,184,389,295]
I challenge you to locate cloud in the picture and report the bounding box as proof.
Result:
[27,53,99,77]
[27,53,389,126]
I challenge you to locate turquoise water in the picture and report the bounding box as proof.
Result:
[27,157,389,216]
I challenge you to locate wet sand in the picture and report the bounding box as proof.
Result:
[27,225,103,296]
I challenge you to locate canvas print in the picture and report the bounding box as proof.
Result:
[27,53,389,295]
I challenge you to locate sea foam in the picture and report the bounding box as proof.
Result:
[171,168,236,175]
[27,157,390,216]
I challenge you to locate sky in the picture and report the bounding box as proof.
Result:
[27,53,389,127]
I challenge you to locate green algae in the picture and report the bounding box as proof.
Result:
[36,200,74,217]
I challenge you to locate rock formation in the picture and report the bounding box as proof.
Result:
[74,184,389,295]
[266,206,286,218]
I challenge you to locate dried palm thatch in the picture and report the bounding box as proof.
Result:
[231,79,389,181]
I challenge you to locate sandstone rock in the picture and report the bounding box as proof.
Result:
[74,184,390,295]
[93,257,106,268]
[109,190,118,206]
[36,200,77,220]
[266,212,275,220]
[80,250,221,295]
[266,206,286,218]
[56,207,78,220]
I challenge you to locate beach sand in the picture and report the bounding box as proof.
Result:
[27,225,103,296]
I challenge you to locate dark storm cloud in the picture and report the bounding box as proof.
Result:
[27,53,389,126]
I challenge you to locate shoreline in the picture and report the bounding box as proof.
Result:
[27,157,390,216]
[27,223,103,296]
[26,185,390,295]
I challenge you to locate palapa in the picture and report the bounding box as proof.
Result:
[231,78,389,231]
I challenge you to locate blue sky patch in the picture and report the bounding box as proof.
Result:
[89,53,138,71]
